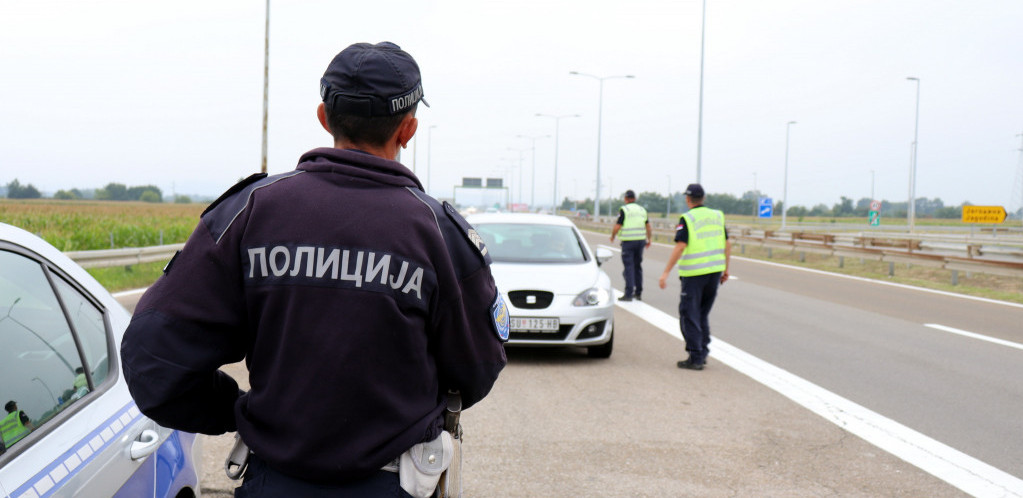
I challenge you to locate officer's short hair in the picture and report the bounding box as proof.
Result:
[5,400,16,412]
[325,105,416,147]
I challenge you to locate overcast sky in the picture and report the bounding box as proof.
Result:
[2,0,1022,213]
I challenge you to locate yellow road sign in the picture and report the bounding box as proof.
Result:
[961,205,1006,224]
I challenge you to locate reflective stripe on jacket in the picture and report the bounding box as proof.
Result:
[678,207,726,276]
[619,203,648,241]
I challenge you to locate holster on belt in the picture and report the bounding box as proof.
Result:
[225,433,250,480]
[436,390,462,498]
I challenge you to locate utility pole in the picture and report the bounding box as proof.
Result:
[260,0,270,173]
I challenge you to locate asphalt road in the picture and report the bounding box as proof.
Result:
[586,230,1023,492]
[115,229,1023,496]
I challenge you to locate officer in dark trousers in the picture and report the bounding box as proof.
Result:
[657,184,731,370]
[609,190,651,301]
[120,41,508,497]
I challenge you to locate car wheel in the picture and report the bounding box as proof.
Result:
[587,330,613,359]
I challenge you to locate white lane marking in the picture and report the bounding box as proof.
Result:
[614,298,1023,497]
[925,323,1023,352]
[111,288,147,298]
[598,244,620,253]
[733,255,1023,310]
[584,229,1023,310]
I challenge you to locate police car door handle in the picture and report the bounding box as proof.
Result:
[129,429,161,460]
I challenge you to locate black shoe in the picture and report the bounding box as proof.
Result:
[619,296,633,302]
[634,294,642,301]
[676,359,704,370]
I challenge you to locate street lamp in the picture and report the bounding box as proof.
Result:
[427,125,437,196]
[517,134,550,209]
[906,77,920,233]
[695,0,707,184]
[260,0,270,174]
[782,120,797,230]
[666,175,672,218]
[569,71,635,218]
[536,113,580,212]
[506,147,528,208]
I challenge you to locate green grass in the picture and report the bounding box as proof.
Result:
[732,244,1023,305]
[87,261,167,292]
[594,224,1023,305]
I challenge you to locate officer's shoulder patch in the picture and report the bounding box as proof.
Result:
[201,172,269,217]
[442,202,492,265]
[490,292,510,342]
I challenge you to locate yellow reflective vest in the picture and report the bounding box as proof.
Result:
[1,410,30,447]
[619,203,648,241]
[678,206,727,277]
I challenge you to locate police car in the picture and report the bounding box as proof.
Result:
[0,223,200,497]
[466,213,615,358]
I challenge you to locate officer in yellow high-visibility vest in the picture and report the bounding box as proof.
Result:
[2,400,34,449]
[610,190,652,301]
[658,184,731,370]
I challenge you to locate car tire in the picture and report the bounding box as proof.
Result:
[587,331,613,359]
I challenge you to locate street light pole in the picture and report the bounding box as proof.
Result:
[782,120,797,230]
[907,77,920,233]
[569,71,634,218]
[696,0,707,184]
[260,0,270,174]
[666,175,672,218]
[517,134,550,209]
[427,125,437,196]
[507,147,528,208]
[536,113,579,213]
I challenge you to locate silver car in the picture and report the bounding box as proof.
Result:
[0,222,201,497]
[466,213,615,358]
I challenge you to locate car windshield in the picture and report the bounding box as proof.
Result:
[475,223,587,263]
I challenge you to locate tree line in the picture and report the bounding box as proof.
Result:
[3,179,192,203]
[560,190,1016,220]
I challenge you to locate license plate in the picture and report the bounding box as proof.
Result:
[510,317,560,332]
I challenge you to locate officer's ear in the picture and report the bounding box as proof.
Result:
[396,114,418,150]
[317,103,331,134]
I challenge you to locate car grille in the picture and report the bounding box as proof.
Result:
[509,324,573,341]
[508,290,554,309]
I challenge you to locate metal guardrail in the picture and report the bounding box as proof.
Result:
[575,218,1023,281]
[66,244,183,269]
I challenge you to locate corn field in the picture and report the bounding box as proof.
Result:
[0,199,204,251]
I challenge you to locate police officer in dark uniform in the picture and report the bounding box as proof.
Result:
[120,41,508,497]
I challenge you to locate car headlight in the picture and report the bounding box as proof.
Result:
[573,287,610,306]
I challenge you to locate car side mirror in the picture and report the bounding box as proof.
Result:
[594,247,613,266]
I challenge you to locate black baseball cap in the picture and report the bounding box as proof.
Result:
[624,190,636,198]
[320,42,429,117]
[684,184,705,197]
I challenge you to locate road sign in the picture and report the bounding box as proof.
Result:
[868,199,881,226]
[758,197,773,218]
[869,200,881,212]
[961,206,1006,224]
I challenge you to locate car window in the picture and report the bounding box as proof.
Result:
[52,276,110,388]
[0,250,103,454]
[475,224,587,263]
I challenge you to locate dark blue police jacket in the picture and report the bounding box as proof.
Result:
[120,147,508,484]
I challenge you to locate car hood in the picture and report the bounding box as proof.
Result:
[489,261,602,294]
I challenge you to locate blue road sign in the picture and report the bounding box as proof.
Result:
[758,197,773,218]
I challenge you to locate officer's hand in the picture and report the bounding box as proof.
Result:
[609,235,614,242]
[645,240,652,249]
[720,271,730,285]
[658,273,668,289]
